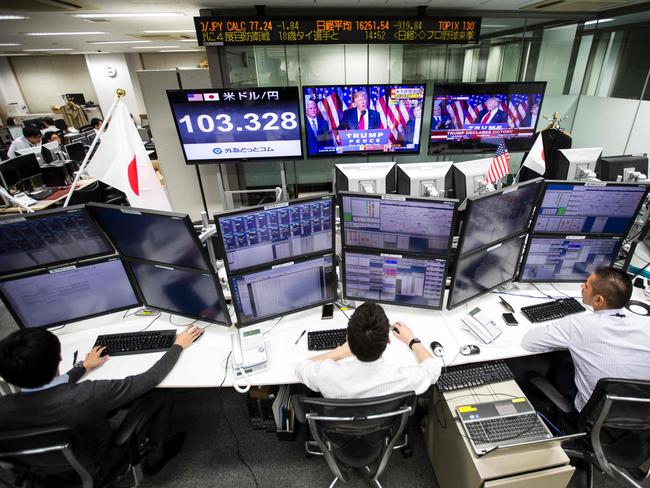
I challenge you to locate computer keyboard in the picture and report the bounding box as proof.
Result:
[464,413,549,443]
[307,328,347,351]
[29,187,59,200]
[437,361,514,392]
[520,297,586,323]
[93,330,176,356]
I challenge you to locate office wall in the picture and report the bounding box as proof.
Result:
[140,52,207,70]
[0,57,26,122]
[9,55,97,113]
[534,25,578,95]
[618,100,650,156]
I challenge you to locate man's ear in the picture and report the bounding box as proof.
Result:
[593,294,607,308]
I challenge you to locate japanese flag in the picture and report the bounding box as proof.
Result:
[204,93,220,101]
[86,100,172,211]
[521,132,545,176]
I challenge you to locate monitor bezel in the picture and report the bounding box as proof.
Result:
[166,86,305,165]
[518,234,623,283]
[427,81,547,155]
[87,202,214,273]
[338,191,459,258]
[341,248,448,311]
[447,233,528,310]
[623,221,650,277]
[229,252,337,327]
[529,180,649,237]
[457,177,544,255]
[0,257,140,330]
[123,257,231,326]
[214,194,336,275]
[301,83,427,158]
[0,204,115,278]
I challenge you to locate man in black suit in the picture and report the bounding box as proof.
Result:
[430,102,452,130]
[305,99,334,154]
[474,97,507,124]
[404,102,423,145]
[522,102,540,128]
[337,90,381,131]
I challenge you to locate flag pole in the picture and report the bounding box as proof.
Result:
[62,88,126,208]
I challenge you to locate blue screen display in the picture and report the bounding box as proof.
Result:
[167,87,302,162]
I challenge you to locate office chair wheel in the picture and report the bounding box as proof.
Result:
[400,445,413,458]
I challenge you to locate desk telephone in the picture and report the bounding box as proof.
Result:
[230,327,268,393]
[461,307,503,344]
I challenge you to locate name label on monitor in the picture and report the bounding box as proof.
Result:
[566,235,587,240]
[0,217,26,225]
[585,182,606,187]
[121,209,142,215]
[381,195,406,202]
[486,242,503,252]
[380,253,403,258]
[154,264,175,271]
[49,265,77,273]
[264,201,289,210]
[272,261,294,269]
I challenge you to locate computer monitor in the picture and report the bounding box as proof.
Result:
[0,206,113,276]
[64,141,86,162]
[340,192,457,256]
[215,195,334,274]
[0,160,21,190]
[87,203,213,272]
[552,147,602,180]
[41,140,65,164]
[137,127,149,143]
[65,133,86,145]
[11,153,42,182]
[343,250,447,310]
[451,158,493,203]
[519,235,622,282]
[396,162,454,197]
[624,223,649,279]
[597,154,648,182]
[0,258,139,329]
[532,182,648,236]
[127,260,229,325]
[230,253,336,326]
[447,234,527,309]
[459,178,543,254]
[84,131,97,145]
[0,127,12,145]
[65,93,86,105]
[15,146,45,167]
[335,162,396,194]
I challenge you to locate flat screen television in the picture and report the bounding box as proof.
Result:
[166,87,303,163]
[303,84,426,156]
[428,81,546,154]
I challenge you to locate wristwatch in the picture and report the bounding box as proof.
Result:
[408,338,421,350]
[73,361,86,370]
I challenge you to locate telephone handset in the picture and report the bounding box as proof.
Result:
[231,327,268,370]
[461,307,502,344]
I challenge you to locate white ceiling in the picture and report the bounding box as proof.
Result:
[0,0,646,55]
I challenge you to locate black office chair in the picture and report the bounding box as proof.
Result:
[67,181,102,205]
[0,398,162,488]
[298,391,416,488]
[528,377,650,488]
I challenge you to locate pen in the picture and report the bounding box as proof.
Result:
[72,350,78,367]
[294,330,306,345]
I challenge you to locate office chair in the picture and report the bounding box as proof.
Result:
[298,391,416,488]
[67,181,102,205]
[528,376,650,488]
[0,397,163,488]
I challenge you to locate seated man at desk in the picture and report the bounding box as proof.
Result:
[0,325,203,476]
[295,302,440,398]
[521,267,650,413]
[7,125,42,159]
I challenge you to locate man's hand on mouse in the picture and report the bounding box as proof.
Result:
[82,346,109,370]
[175,325,203,350]
[392,322,414,344]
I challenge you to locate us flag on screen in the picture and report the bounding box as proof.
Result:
[508,94,529,127]
[486,140,511,184]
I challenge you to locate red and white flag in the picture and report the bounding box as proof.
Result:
[521,132,545,175]
[486,139,511,184]
[86,100,171,211]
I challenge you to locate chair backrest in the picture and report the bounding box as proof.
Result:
[300,391,416,482]
[579,378,650,479]
[68,181,102,205]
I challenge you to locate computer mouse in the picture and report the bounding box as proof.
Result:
[460,345,480,356]
[430,341,444,357]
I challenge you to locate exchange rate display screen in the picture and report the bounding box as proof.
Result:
[167,87,303,163]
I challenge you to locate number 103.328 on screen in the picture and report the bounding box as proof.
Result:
[178,112,298,133]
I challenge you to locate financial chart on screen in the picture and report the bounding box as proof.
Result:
[520,236,621,282]
[217,197,333,272]
[343,251,446,309]
[341,194,455,255]
[533,183,647,235]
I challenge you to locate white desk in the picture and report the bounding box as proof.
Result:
[54,282,648,388]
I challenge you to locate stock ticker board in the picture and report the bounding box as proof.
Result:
[194,17,481,46]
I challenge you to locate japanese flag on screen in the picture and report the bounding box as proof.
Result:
[86,100,172,211]
[204,92,220,101]
[521,132,545,176]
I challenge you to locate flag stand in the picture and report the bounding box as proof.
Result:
[62,88,125,208]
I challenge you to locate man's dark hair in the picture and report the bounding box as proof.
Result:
[0,329,61,388]
[347,302,390,362]
[592,267,632,309]
[42,131,59,143]
[43,117,54,126]
[90,118,102,129]
[22,125,42,139]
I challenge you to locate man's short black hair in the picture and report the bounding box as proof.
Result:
[347,302,390,362]
[90,118,102,129]
[592,267,633,309]
[0,329,61,388]
[43,117,54,126]
[22,125,42,139]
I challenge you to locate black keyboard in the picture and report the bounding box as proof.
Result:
[93,330,176,356]
[464,413,549,443]
[307,328,347,351]
[30,188,59,200]
[437,361,514,392]
[521,297,586,323]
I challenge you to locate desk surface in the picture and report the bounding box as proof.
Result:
[54,282,649,389]
[0,178,96,214]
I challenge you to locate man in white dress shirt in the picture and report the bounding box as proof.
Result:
[295,302,441,398]
[7,126,42,159]
[522,267,650,412]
